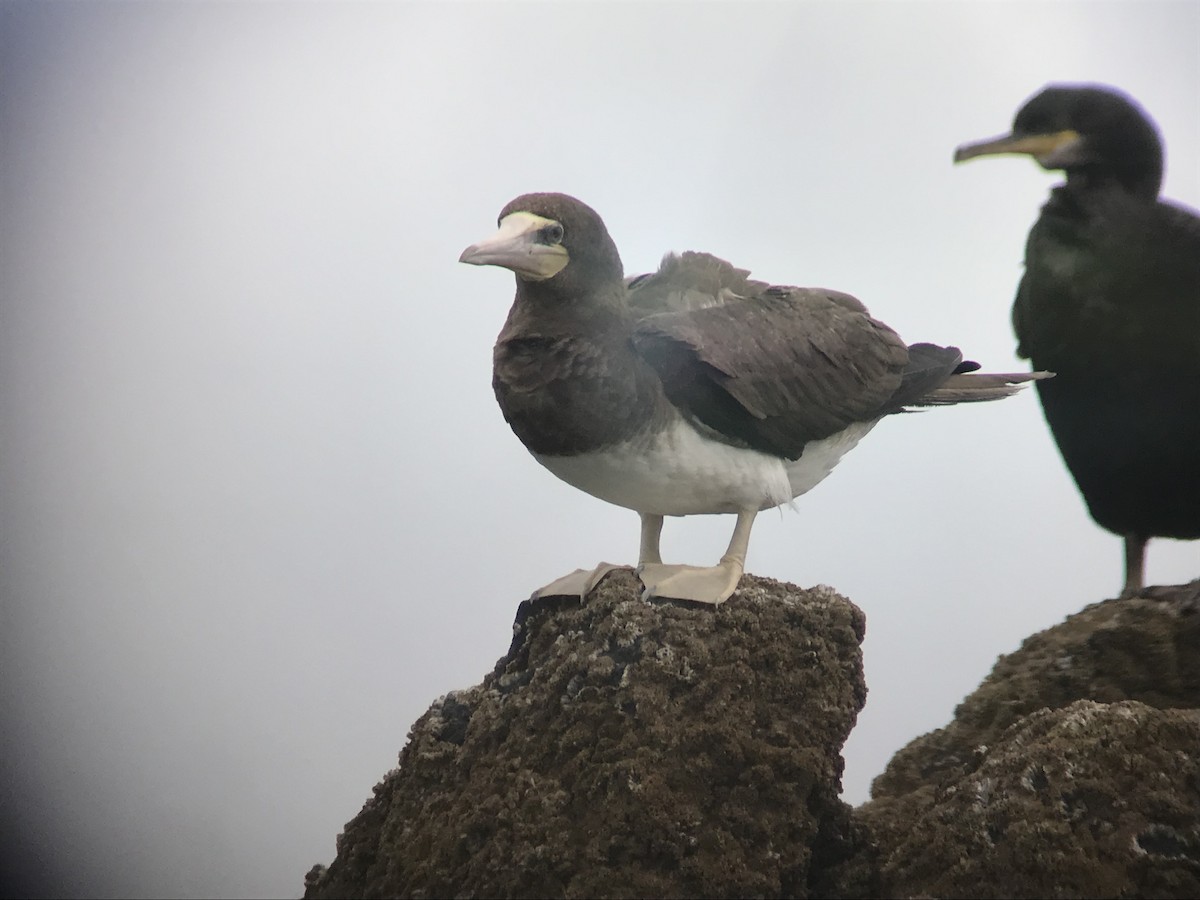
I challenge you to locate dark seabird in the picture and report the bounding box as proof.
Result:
[955,83,1200,599]
[460,192,1046,605]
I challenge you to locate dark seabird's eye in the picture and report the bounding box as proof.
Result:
[540,222,565,244]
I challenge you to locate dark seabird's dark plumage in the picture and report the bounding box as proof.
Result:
[955,83,1200,598]
[460,192,1046,605]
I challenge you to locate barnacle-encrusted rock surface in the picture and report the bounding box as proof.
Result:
[306,578,1200,899]
[304,570,874,899]
[863,586,1200,898]
[868,700,1200,898]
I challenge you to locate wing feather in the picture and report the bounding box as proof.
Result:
[632,280,911,459]
[627,251,770,314]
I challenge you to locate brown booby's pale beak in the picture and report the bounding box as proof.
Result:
[459,211,569,281]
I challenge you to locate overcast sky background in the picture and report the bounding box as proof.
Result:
[1,2,1197,897]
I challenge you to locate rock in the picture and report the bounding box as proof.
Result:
[306,578,1200,899]
[869,700,1200,898]
[867,590,1200,806]
[863,588,1200,898]
[304,570,875,899]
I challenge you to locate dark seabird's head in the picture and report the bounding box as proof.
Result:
[459,192,625,295]
[954,83,1165,198]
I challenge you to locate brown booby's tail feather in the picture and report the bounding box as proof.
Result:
[912,370,1054,406]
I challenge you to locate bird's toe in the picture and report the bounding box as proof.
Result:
[639,562,743,606]
[531,562,627,602]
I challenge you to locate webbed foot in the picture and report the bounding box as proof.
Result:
[532,562,626,602]
[638,561,743,606]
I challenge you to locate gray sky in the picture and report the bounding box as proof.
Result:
[2,2,1197,897]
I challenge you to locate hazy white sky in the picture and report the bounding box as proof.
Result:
[2,2,1197,897]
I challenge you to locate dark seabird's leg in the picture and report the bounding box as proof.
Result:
[639,510,756,605]
[1120,533,1148,599]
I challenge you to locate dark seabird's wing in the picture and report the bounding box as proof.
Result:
[1013,190,1200,361]
[1011,183,1200,542]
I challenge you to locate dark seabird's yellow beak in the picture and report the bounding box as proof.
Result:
[953,128,1084,170]
[459,211,570,281]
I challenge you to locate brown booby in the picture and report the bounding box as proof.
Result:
[460,192,1047,605]
[955,83,1200,599]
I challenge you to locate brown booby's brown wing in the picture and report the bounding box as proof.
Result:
[631,275,911,460]
[626,251,772,314]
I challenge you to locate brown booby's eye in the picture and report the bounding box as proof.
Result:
[540,223,564,244]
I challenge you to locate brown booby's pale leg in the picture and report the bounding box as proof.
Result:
[639,510,755,605]
[534,512,665,602]
[638,513,664,566]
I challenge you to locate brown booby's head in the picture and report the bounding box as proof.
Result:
[459,192,625,294]
[954,83,1164,198]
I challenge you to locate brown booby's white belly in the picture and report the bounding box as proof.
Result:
[533,416,879,517]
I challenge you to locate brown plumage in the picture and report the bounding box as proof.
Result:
[462,192,1046,604]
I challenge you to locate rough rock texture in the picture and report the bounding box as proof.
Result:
[307,577,1200,899]
[870,589,1200,804]
[869,700,1200,898]
[863,586,1200,898]
[304,570,875,899]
